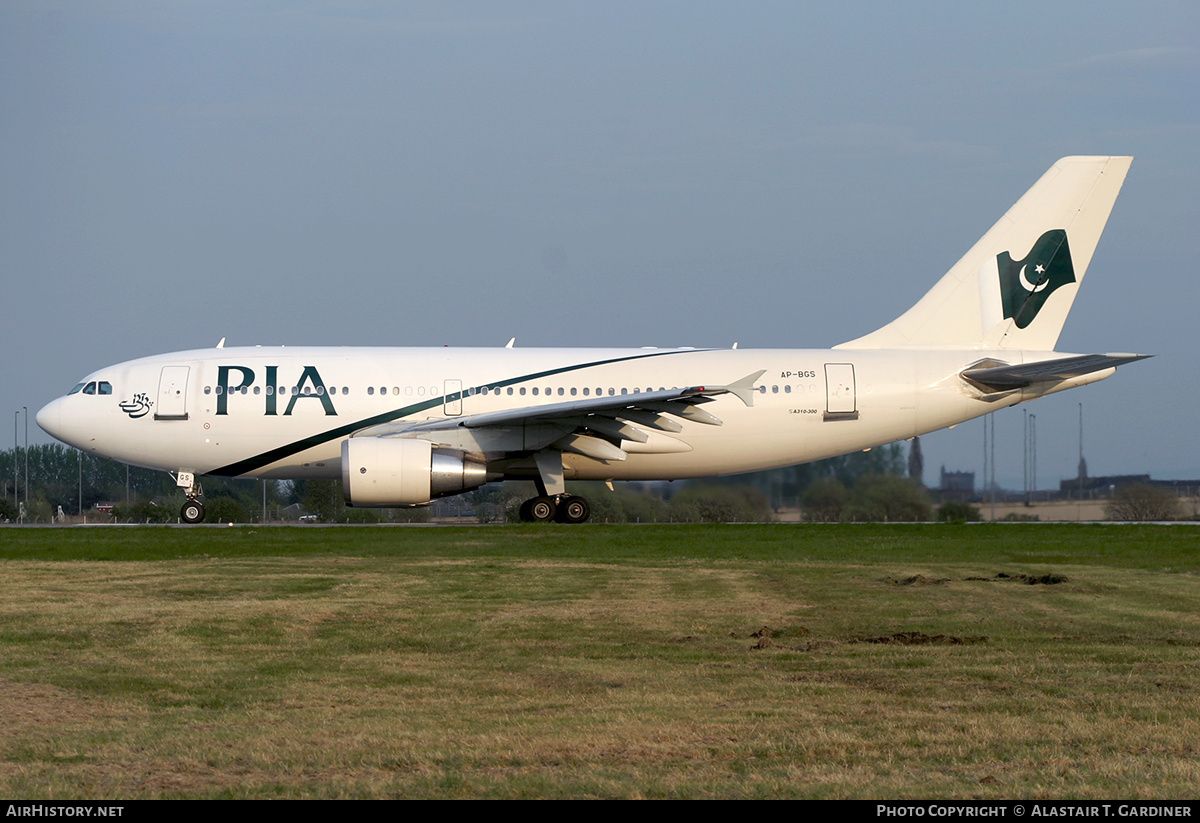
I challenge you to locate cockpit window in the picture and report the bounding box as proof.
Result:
[70,380,112,396]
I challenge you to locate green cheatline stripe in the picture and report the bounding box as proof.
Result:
[210,348,709,476]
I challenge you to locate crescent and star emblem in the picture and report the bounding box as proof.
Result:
[1018,263,1049,293]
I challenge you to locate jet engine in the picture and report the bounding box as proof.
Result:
[341,437,487,506]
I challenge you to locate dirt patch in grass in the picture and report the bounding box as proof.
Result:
[852,631,988,645]
[748,624,988,649]
[882,574,951,586]
[884,572,1067,586]
[748,625,812,649]
[966,572,1069,585]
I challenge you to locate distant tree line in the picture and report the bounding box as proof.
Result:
[707,443,937,522]
[10,441,1176,525]
[0,441,930,524]
[0,445,288,523]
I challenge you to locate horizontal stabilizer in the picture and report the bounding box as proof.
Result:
[961,353,1150,391]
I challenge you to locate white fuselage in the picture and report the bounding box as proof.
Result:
[35,345,1107,484]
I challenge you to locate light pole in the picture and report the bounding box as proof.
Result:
[1023,409,1028,503]
[1023,411,1037,505]
[982,416,987,518]
[23,406,28,508]
[1078,402,1085,495]
[12,411,17,509]
[989,413,996,522]
[1029,414,1036,501]
[1078,402,1085,519]
[982,414,996,520]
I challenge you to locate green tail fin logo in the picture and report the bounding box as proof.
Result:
[997,229,1076,329]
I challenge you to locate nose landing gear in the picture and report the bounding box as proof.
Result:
[175,471,206,524]
[181,498,206,524]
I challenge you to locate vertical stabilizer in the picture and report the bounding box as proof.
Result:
[836,156,1132,351]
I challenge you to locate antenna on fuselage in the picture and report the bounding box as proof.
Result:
[505,338,515,348]
[216,337,226,348]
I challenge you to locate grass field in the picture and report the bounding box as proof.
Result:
[0,523,1198,799]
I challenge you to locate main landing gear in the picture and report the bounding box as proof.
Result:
[518,452,591,523]
[175,472,206,524]
[518,494,591,524]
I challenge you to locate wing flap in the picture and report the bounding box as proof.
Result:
[556,434,628,462]
[608,409,683,433]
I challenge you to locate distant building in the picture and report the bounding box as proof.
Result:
[939,466,975,500]
[1059,474,1150,493]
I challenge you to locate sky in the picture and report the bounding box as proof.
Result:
[2,1,1197,491]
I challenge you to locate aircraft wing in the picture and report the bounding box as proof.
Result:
[354,370,765,461]
[961,353,1150,391]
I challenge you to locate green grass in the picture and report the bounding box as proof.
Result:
[2,521,1198,565]
[0,523,1197,798]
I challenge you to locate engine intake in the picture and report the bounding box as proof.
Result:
[341,437,487,506]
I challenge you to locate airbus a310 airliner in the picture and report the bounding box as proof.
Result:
[38,156,1146,523]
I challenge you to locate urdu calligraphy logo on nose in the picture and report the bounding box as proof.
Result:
[118,393,154,418]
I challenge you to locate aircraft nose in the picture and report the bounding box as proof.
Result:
[36,397,71,445]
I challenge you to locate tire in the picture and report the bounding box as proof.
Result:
[181,500,205,524]
[527,496,557,522]
[556,496,590,524]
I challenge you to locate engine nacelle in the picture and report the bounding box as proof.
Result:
[341,437,487,506]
